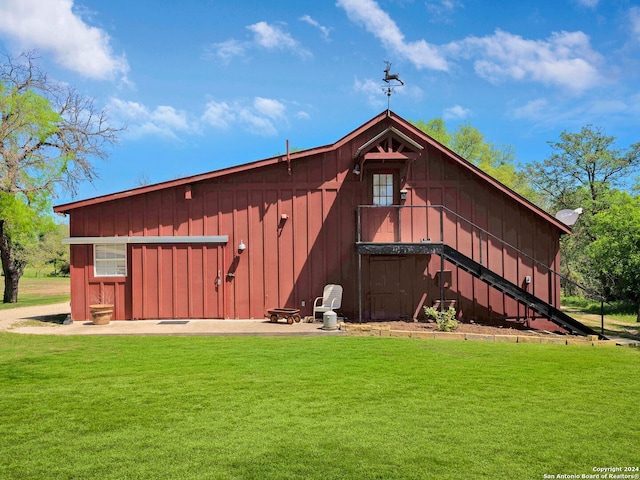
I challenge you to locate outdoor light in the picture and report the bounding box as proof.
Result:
[400,189,408,201]
[238,240,246,253]
[352,164,361,175]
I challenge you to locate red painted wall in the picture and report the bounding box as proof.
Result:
[66,116,564,330]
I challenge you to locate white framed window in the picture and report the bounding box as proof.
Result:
[373,173,394,206]
[94,244,127,277]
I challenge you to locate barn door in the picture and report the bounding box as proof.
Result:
[130,244,222,319]
[369,256,403,320]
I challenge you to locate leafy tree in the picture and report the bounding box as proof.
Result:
[0,192,55,287]
[412,118,451,146]
[412,118,536,199]
[0,52,120,302]
[527,125,640,215]
[587,191,640,321]
[527,126,640,300]
[27,222,69,276]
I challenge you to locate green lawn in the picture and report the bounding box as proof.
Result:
[1,335,638,479]
[563,296,639,323]
[0,276,69,310]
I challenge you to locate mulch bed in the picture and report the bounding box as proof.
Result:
[346,320,561,337]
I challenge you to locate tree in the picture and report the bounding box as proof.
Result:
[27,222,69,276]
[527,125,640,215]
[0,191,55,290]
[412,118,451,146]
[587,191,640,321]
[527,126,640,300]
[0,52,120,302]
[412,118,536,199]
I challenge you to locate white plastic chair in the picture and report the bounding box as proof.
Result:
[313,284,343,320]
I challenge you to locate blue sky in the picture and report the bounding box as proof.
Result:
[0,0,639,205]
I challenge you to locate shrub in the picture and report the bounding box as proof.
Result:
[424,305,459,332]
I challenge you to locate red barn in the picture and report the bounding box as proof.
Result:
[53,110,597,336]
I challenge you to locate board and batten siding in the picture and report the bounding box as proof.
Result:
[64,114,563,328]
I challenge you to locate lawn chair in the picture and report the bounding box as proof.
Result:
[313,284,343,320]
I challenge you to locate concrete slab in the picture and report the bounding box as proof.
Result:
[8,316,343,337]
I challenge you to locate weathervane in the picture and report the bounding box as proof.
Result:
[382,61,404,109]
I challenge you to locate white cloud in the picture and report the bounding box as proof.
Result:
[207,21,311,63]
[425,0,462,22]
[337,0,448,71]
[110,96,291,140]
[443,105,471,120]
[247,21,311,57]
[254,97,286,120]
[201,101,235,129]
[205,39,247,63]
[449,30,603,94]
[109,98,191,140]
[300,15,331,40]
[337,0,606,94]
[0,0,129,81]
[353,74,422,107]
[296,111,311,120]
[513,93,640,127]
[630,7,640,41]
[237,110,279,137]
[353,76,387,107]
[202,97,287,137]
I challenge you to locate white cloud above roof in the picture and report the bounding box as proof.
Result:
[110,95,291,140]
[448,29,603,94]
[205,39,247,64]
[202,97,288,137]
[338,0,604,95]
[109,98,191,140]
[0,0,128,81]
[254,97,286,120]
[337,0,449,71]
[443,105,472,120]
[300,15,331,41]
[206,21,310,63]
[247,21,311,58]
[353,76,387,108]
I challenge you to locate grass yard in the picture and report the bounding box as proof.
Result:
[562,297,640,340]
[563,296,639,323]
[1,334,638,479]
[0,275,69,310]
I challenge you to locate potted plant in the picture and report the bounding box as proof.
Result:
[89,291,114,325]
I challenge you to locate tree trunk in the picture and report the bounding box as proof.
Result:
[0,220,24,303]
[637,303,640,323]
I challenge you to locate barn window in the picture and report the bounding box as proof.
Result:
[94,244,127,277]
[373,173,394,206]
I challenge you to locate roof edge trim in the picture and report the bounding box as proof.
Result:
[62,235,229,245]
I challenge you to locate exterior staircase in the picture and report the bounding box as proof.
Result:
[356,204,605,339]
[439,244,602,338]
[356,241,604,338]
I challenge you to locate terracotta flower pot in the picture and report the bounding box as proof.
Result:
[89,304,113,325]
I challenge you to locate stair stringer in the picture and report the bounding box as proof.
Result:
[439,244,604,339]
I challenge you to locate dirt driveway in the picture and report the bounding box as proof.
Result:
[0,302,70,332]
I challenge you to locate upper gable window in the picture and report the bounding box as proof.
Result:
[373,173,394,206]
[94,244,127,277]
